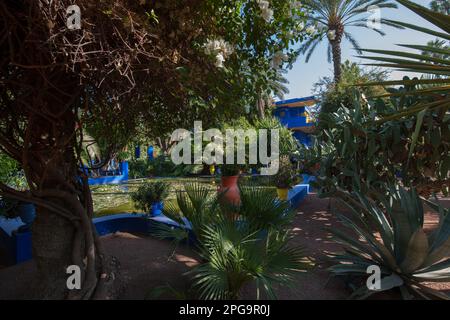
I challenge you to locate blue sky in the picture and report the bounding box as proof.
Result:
[283,0,439,99]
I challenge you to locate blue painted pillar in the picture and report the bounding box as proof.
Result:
[120,161,129,180]
[147,146,154,160]
[14,230,32,264]
[135,145,141,159]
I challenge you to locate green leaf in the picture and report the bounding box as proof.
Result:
[408,108,427,160]
[400,228,429,274]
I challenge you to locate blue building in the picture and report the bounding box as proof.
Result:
[273,96,317,147]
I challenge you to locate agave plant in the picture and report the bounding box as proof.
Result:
[151,183,309,299]
[329,186,450,299]
[359,0,450,120]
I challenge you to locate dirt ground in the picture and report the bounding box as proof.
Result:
[0,194,448,300]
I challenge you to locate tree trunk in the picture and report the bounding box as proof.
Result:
[23,107,121,299]
[32,205,77,298]
[330,40,342,83]
[0,0,121,299]
[256,96,265,119]
[329,24,344,84]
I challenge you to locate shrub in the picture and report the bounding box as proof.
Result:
[148,155,177,177]
[129,159,151,179]
[329,186,450,299]
[153,183,309,299]
[0,153,26,189]
[130,181,169,212]
[273,155,299,189]
[305,90,449,197]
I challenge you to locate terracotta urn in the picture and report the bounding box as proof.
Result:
[218,175,240,206]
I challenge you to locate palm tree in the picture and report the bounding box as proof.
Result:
[256,69,290,118]
[299,0,398,83]
[430,0,450,15]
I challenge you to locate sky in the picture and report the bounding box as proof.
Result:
[283,0,440,100]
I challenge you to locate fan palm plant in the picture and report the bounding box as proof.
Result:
[192,218,307,299]
[238,183,294,230]
[358,0,450,121]
[160,183,220,240]
[151,183,309,299]
[300,0,398,82]
[329,186,450,299]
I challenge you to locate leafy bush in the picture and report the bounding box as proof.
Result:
[307,1,450,198]
[152,183,309,299]
[313,60,389,114]
[273,155,299,189]
[329,186,450,300]
[129,159,151,179]
[254,116,299,157]
[148,155,177,177]
[304,89,449,197]
[131,181,169,212]
[0,153,26,189]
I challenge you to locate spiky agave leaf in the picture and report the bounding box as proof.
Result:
[329,185,450,299]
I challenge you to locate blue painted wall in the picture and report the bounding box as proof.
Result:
[88,161,129,185]
[273,97,316,148]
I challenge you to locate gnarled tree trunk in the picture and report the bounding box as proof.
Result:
[24,101,120,299]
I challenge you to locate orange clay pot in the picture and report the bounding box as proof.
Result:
[218,175,240,206]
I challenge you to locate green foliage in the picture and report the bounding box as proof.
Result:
[308,0,450,197]
[217,115,299,175]
[0,153,26,190]
[313,60,389,114]
[162,183,219,240]
[299,0,399,81]
[254,116,298,157]
[192,223,306,300]
[220,163,243,177]
[328,186,450,300]
[305,90,450,196]
[136,0,312,137]
[130,157,204,179]
[153,183,309,300]
[129,159,152,179]
[272,155,299,189]
[131,181,169,212]
[148,156,177,177]
[357,0,450,117]
[238,184,294,230]
[430,0,450,15]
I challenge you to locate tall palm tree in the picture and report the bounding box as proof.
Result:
[256,69,290,118]
[299,0,398,83]
[430,0,450,15]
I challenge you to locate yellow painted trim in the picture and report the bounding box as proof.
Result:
[276,100,317,108]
